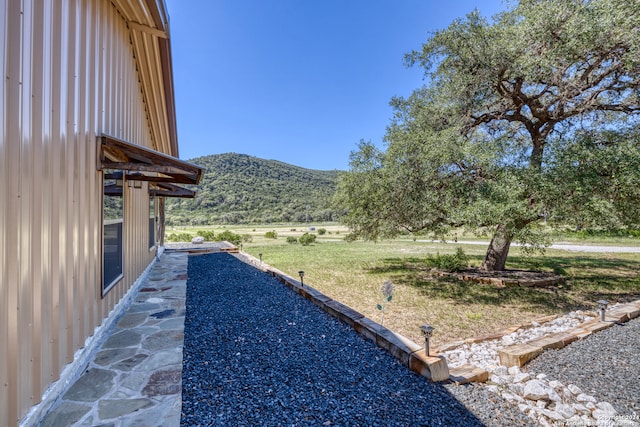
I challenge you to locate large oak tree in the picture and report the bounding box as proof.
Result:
[336,0,640,270]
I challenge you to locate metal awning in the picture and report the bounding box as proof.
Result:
[149,182,196,198]
[98,135,203,197]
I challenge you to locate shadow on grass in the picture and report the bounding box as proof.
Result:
[367,255,640,313]
[507,255,639,276]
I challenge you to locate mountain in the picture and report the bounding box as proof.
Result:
[165,153,341,225]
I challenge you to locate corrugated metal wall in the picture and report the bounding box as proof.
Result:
[0,1,162,424]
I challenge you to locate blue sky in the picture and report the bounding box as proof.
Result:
[165,1,507,170]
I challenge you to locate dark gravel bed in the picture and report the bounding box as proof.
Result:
[181,253,534,426]
[525,316,640,416]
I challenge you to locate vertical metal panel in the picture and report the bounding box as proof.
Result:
[1,0,169,424]
[49,0,64,382]
[4,1,24,424]
[18,0,34,410]
[0,0,9,421]
[29,0,45,402]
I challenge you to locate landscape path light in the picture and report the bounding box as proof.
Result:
[597,299,609,321]
[259,253,262,263]
[420,324,435,356]
[298,271,305,287]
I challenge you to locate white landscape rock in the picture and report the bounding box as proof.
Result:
[524,379,552,401]
[507,366,521,375]
[191,236,205,244]
[548,380,563,390]
[593,402,617,420]
[440,309,617,426]
[489,374,511,385]
[538,407,566,422]
[553,403,577,419]
[567,384,583,395]
[513,372,531,383]
[548,388,563,403]
[572,403,591,415]
[576,393,598,403]
[508,383,525,396]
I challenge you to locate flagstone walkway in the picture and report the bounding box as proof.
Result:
[38,251,188,427]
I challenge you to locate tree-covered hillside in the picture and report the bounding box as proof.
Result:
[165,153,340,225]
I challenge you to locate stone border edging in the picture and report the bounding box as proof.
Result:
[232,251,450,382]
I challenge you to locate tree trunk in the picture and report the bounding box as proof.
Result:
[482,224,513,271]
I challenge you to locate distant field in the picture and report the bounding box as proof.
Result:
[167,224,640,347]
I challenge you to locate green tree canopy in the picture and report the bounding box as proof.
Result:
[336,0,640,270]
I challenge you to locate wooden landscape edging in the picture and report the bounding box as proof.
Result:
[233,251,450,382]
[429,269,564,288]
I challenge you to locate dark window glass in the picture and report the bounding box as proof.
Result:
[149,196,155,249]
[103,170,124,295]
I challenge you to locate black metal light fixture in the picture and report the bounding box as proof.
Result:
[597,300,609,321]
[420,324,435,356]
[299,271,305,287]
[259,253,262,263]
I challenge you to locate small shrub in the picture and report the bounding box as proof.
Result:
[298,232,316,246]
[286,236,298,244]
[426,247,469,272]
[265,230,278,239]
[344,233,358,242]
[318,228,327,235]
[167,232,194,242]
[196,230,215,241]
[241,234,253,243]
[216,230,242,245]
[567,228,640,239]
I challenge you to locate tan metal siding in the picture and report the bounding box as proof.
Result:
[112,0,177,156]
[131,30,171,153]
[1,0,163,425]
[0,0,6,418]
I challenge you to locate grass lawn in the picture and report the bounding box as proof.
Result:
[167,224,640,348]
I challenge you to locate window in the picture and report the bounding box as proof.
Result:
[103,170,124,296]
[149,195,156,249]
